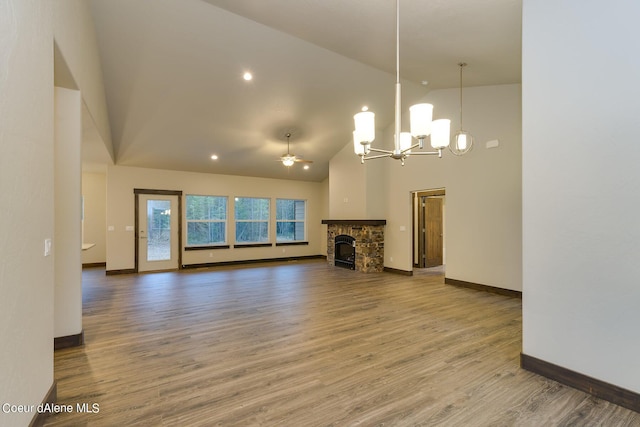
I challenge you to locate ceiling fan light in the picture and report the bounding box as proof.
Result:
[353,111,375,143]
[409,103,433,138]
[282,155,295,167]
[430,119,451,149]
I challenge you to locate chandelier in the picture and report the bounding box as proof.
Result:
[353,0,455,166]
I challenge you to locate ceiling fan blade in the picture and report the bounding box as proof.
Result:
[294,158,313,164]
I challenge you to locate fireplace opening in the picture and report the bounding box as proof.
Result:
[335,235,355,270]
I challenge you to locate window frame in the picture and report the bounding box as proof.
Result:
[275,198,307,243]
[234,196,270,245]
[185,194,228,249]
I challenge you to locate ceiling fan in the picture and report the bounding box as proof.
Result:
[280,133,313,167]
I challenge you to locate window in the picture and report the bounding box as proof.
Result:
[276,199,306,242]
[234,197,269,243]
[186,195,227,246]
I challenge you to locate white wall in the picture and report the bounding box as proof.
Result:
[0,0,54,425]
[54,87,83,338]
[522,0,640,392]
[82,172,107,264]
[106,165,326,271]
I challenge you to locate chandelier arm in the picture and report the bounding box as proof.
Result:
[362,153,393,161]
[368,147,394,155]
[400,142,422,154]
[405,150,441,156]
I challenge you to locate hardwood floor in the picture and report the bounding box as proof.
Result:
[45,260,640,426]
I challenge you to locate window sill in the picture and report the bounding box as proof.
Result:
[185,245,230,251]
[275,241,309,246]
[233,243,273,248]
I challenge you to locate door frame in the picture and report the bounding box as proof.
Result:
[134,188,183,273]
[412,188,445,268]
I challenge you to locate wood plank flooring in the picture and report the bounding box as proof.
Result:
[45,260,640,426]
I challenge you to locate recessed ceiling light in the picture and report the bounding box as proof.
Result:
[243,72,253,81]
[361,106,369,111]
[303,165,310,170]
[421,80,429,86]
[210,154,218,160]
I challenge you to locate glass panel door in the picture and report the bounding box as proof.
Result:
[138,195,179,272]
[146,199,171,261]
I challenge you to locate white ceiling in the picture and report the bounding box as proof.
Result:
[86,0,522,182]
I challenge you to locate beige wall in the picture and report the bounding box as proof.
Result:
[319,177,330,256]
[328,129,387,219]
[329,84,522,291]
[106,165,326,271]
[0,0,54,424]
[329,141,368,218]
[391,84,522,290]
[82,172,107,264]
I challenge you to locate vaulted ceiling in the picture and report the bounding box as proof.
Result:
[86,0,522,181]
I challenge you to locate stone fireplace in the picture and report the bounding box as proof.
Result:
[322,220,386,273]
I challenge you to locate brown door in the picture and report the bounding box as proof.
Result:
[425,197,443,267]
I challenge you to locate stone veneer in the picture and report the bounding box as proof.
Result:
[322,220,386,273]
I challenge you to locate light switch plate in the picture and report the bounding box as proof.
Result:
[125,226,134,231]
[44,239,52,256]
[486,139,500,149]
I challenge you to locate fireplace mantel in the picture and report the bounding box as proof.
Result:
[321,219,386,226]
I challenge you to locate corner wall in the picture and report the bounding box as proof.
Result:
[328,130,387,219]
[0,1,54,425]
[522,0,640,393]
[53,0,113,160]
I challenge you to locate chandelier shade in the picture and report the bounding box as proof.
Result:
[431,119,451,149]
[409,103,433,138]
[353,131,366,155]
[353,111,375,144]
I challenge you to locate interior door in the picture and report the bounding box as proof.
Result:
[138,194,179,272]
[425,197,444,267]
